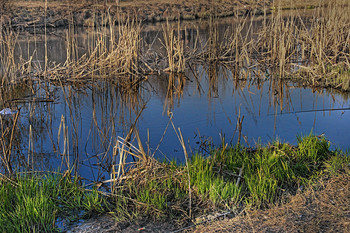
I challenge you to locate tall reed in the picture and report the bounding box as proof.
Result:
[256,7,299,76]
[162,20,186,73]
[50,15,143,87]
[256,1,350,90]
[0,28,18,85]
[0,112,19,176]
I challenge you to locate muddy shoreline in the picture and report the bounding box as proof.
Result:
[1,0,332,30]
[3,1,271,30]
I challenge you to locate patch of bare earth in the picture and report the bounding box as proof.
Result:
[6,0,271,29]
[274,0,331,9]
[4,0,336,29]
[65,215,177,233]
[194,173,350,233]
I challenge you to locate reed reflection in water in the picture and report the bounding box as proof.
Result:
[2,11,350,181]
[1,60,349,181]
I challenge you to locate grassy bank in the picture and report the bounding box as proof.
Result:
[1,134,349,232]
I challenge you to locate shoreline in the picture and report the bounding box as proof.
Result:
[1,135,347,232]
[1,0,331,30]
[3,0,269,30]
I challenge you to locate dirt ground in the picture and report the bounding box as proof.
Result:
[195,173,350,233]
[2,0,332,29]
[3,0,269,29]
[66,172,350,232]
[65,215,177,233]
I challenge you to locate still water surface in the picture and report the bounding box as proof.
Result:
[7,18,350,181]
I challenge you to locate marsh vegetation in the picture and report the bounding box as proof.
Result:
[0,0,350,231]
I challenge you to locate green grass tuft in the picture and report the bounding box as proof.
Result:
[0,173,107,232]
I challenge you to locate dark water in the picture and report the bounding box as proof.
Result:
[4,18,350,181]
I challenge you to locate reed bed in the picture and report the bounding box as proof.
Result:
[197,15,253,68]
[162,20,187,73]
[256,1,350,90]
[3,2,349,91]
[256,7,299,76]
[47,18,144,87]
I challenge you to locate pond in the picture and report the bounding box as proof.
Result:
[2,15,350,182]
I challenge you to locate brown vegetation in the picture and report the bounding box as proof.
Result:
[195,172,350,232]
[4,0,271,28]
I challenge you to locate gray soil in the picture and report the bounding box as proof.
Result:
[65,215,177,233]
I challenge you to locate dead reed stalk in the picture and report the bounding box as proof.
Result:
[256,1,350,90]
[0,28,18,85]
[162,20,186,73]
[48,15,144,87]
[0,112,19,177]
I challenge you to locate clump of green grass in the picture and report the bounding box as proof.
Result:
[189,134,342,207]
[0,173,107,233]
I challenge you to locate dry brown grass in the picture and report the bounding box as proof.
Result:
[0,0,12,15]
[162,21,186,73]
[194,172,350,233]
[273,0,332,9]
[9,0,332,11]
[45,17,144,87]
[256,0,350,91]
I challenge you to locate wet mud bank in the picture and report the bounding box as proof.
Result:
[3,0,271,30]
